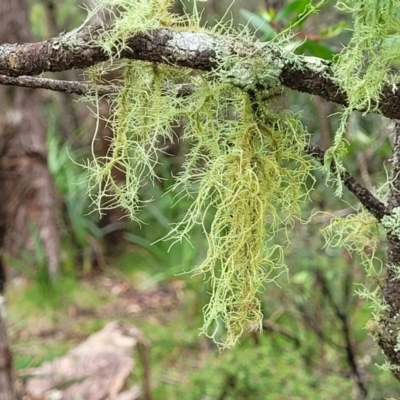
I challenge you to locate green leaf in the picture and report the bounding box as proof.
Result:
[275,0,311,22]
[259,9,273,22]
[296,39,337,60]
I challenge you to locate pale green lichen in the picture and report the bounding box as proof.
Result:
[382,207,400,238]
[389,263,400,283]
[164,85,313,346]
[322,208,381,276]
[319,4,400,350]
[216,41,285,93]
[334,0,400,112]
[394,325,400,353]
[322,206,391,352]
[325,0,400,196]
[82,0,314,347]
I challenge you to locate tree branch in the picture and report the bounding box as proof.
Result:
[378,121,400,375]
[0,74,117,95]
[262,320,301,347]
[1,24,400,119]
[306,144,387,221]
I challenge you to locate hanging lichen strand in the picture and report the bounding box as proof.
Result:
[325,0,400,193]
[322,208,381,277]
[84,0,313,347]
[334,0,400,110]
[87,62,188,222]
[321,0,400,281]
[167,85,313,347]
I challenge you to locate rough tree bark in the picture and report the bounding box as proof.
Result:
[375,120,400,380]
[0,290,16,400]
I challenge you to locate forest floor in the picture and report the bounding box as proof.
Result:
[6,265,214,399]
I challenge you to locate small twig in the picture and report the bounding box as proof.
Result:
[0,74,118,96]
[0,75,197,99]
[137,340,152,400]
[262,320,301,347]
[306,143,387,221]
[295,301,342,349]
[356,150,373,190]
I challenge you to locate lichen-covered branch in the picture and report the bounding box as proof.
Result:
[1,24,400,119]
[306,144,387,221]
[373,121,400,379]
[376,232,400,381]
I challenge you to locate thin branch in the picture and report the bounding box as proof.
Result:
[0,75,197,98]
[0,74,118,95]
[295,300,342,350]
[0,24,400,119]
[262,320,301,347]
[315,270,368,398]
[306,144,387,221]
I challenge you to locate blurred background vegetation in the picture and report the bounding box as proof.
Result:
[4,0,399,398]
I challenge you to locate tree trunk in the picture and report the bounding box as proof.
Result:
[0,0,59,278]
[0,253,15,399]
[0,294,16,400]
[0,0,60,397]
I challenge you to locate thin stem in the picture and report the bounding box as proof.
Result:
[0,74,117,96]
[306,144,387,221]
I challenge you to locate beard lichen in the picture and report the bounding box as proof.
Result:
[321,208,381,277]
[165,85,313,346]
[86,62,189,222]
[334,0,400,112]
[319,0,400,350]
[83,0,313,347]
[324,0,400,196]
[322,208,388,353]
